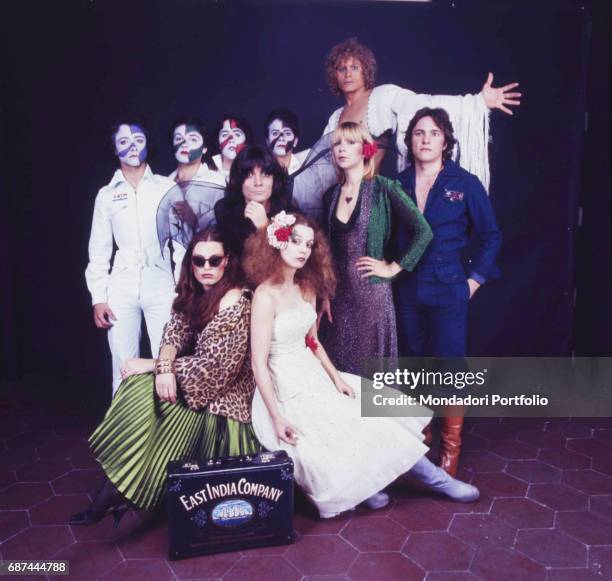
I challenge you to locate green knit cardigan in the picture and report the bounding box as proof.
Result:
[324,175,433,284]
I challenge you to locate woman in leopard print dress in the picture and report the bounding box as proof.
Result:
[71,227,261,526]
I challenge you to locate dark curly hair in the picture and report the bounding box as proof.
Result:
[173,227,242,332]
[404,107,458,165]
[325,38,377,96]
[242,213,336,300]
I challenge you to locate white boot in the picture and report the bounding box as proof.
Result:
[318,491,389,518]
[407,457,479,502]
[361,491,389,510]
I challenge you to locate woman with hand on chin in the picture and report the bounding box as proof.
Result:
[214,144,295,258]
[319,121,432,375]
[70,228,260,527]
[244,211,479,519]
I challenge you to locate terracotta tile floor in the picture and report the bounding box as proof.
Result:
[2,386,612,580]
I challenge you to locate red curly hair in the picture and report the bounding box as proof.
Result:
[242,214,336,300]
[325,37,377,96]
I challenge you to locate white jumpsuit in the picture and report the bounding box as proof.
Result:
[85,166,184,394]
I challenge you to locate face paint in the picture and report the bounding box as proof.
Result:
[114,124,147,167]
[218,119,246,161]
[173,124,205,164]
[267,119,297,157]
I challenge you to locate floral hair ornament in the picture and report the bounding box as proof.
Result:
[266,211,297,250]
[362,141,378,160]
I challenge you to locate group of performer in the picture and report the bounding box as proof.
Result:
[77,38,517,526]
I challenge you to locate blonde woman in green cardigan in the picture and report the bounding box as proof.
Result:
[319,121,433,374]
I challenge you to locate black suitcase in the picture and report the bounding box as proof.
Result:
[166,450,295,560]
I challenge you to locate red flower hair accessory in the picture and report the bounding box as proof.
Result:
[266,211,297,250]
[362,141,378,160]
[305,335,318,352]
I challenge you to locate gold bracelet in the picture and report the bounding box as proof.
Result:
[154,358,175,375]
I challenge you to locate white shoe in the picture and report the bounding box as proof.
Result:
[319,510,341,519]
[407,457,479,503]
[362,491,390,510]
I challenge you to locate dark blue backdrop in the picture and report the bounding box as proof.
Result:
[1,0,610,387]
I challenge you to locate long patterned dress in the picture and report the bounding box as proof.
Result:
[319,176,432,374]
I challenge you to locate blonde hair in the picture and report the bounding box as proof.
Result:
[331,122,377,182]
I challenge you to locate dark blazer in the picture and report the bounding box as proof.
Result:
[396,160,502,284]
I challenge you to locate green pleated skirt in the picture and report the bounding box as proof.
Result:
[89,374,261,511]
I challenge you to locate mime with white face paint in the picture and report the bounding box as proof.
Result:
[85,120,181,395]
[168,117,220,184]
[264,108,308,175]
[165,117,226,238]
[210,114,254,185]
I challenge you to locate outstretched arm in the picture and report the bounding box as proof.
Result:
[386,77,519,188]
[480,72,521,115]
[392,73,521,115]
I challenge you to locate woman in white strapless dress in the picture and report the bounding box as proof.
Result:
[243,211,479,518]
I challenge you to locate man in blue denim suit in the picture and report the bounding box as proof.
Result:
[394,107,502,476]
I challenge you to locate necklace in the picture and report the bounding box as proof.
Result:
[342,184,359,205]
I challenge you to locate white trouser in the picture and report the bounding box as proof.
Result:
[107,266,175,394]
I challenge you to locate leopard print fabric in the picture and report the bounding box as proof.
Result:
[160,311,195,356]
[159,290,256,423]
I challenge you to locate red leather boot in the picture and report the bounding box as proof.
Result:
[439,416,464,477]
